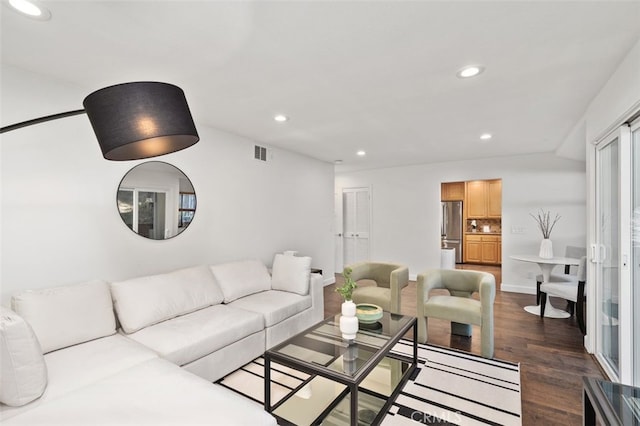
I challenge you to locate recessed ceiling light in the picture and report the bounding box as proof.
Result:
[456,65,485,79]
[356,150,366,156]
[480,133,492,140]
[273,114,288,122]
[7,0,51,20]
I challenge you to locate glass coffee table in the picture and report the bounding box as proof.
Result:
[264,312,417,426]
[583,376,640,425]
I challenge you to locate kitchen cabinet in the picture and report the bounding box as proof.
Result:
[464,234,501,264]
[487,180,502,218]
[465,179,501,218]
[441,181,465,201]
[465,235,483,263]
[466,181,487,217]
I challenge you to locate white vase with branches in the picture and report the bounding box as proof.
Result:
[530,209,561,259]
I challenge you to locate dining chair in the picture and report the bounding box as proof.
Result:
[535,245,586,312]
[345,261,409,314]
[539,256,587,334]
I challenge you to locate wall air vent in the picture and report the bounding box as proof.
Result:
[254,145,267,161]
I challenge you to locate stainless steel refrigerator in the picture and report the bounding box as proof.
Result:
[441,201,463,263]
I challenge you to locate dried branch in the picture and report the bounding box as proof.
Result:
[530,209,561,239]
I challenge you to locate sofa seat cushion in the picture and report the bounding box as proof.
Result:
[111,265,224,334]
[12,280,116,354]
[229,290,312,327]
[1,334,158,421]
[126,305,264,366]
[1,358,276,426]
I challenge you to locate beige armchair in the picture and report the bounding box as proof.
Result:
[345,262,409,314]
[417,269,496,358]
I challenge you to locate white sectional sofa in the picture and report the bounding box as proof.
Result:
[0,255,324,425]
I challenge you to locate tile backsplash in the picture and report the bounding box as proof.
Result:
[467,218,501,233]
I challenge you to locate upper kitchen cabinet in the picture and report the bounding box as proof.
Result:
[487,180,502,217]
[465,179,502,218]
[466,180,487,217]
[441,181,465,201]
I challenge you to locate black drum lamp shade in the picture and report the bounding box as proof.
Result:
[1,81,199,161]
[83,82,199,160]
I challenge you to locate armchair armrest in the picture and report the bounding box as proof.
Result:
[416,269,445,318]
[309,272,324,324]
[390,266,409,312]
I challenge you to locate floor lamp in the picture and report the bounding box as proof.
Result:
[0,81,199,161]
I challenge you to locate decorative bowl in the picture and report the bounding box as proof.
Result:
[355,303,383,324]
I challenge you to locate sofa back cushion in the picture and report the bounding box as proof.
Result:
[111,265,224,334]
[0,307,48,406]
[11,280,116,354]
[271,254,312,295]
[210,260,271,303]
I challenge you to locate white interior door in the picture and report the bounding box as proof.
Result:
[334,191,344,273]
[343,187,370,267]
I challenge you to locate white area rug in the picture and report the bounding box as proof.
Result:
[218,340,521,425]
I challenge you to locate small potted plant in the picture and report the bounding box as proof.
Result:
[336,267,358,340]
[336,267,357,301]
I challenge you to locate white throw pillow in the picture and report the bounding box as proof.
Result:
[12,280,116,354]
[210,260,271,303]
[111,265,224,334]
[0,306,48,406]
[271,254,312,296]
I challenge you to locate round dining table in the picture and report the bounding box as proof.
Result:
[510,254,581,318]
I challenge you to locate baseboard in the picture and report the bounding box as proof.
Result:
[409,273,417,281]
[500,283,536,294]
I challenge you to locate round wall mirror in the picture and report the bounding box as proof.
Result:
[117,161,196,240]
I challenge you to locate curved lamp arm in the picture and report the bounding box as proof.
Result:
[1,109,86,134]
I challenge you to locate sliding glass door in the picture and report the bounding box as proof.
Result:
[593,121,636,385]
[595,132,621,378]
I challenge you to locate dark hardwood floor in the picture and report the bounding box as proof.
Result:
[324,265,604,426]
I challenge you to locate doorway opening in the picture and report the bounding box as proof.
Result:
[441,180,502,267]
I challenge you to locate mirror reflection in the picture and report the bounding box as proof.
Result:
[117,161,196,240]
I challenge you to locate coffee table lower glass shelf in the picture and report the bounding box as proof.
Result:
[264,312,417,426]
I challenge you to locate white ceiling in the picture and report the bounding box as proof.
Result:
[2,1,640,171]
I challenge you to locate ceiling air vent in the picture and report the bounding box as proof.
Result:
[254,145,267,161]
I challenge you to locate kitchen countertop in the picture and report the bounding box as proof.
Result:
[465,232,502,235]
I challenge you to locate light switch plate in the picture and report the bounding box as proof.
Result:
[511,226,526,234]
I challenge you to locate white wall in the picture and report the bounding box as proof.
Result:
[1,66,335,304]
[585,38,640,142]
[335,153,586,293]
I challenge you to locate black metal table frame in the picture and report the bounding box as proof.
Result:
[264,315,418,426]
